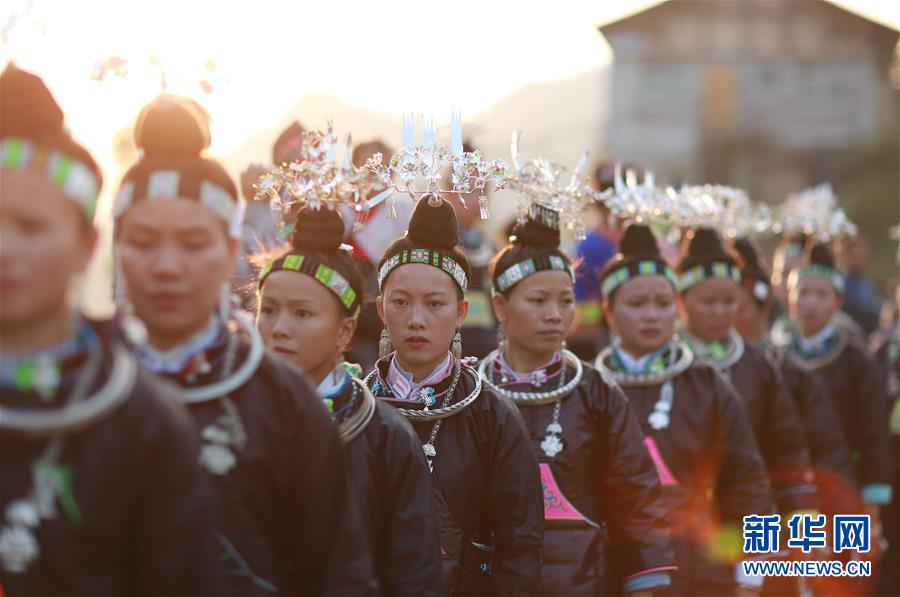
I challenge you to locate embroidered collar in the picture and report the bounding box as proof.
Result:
[794,322,837,357]
[133,315,223,375]
[317,364,359,424]
[771,316,847,370]
[611,339,671,374]
[493,350,563,387]
[680,328,744,369]
[595,340,694,387]
[385,352,454,403]
[0,318,98,400]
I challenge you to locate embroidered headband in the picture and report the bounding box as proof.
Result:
[601,259,677,298]
[259,254,362,317]
[677,262,742,293]
[787,264,844,294]
[114,169,246,238]
[494,255,574,294]
[1,137,101,219]
[378,247,468,294]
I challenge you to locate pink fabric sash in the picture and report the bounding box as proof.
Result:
[540,463,598,528]
[644,437,677,486]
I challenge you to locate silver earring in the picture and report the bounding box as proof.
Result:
[379,329,393,358]
[219,283,233,322]
[496,325,507,349]
[113,253,147,345]
[451,330,462,360]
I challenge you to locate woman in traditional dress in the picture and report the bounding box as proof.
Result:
[256,204,444,595]
[478,207,674,595]
[113,96,376,595]
[729,236,854,485]
[676,228,815,518]
[594,224,774,595]
[0,65,221,595]
[366,195,543,595]
[772,242,893,549]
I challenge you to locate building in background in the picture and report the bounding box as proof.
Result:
[598,0,899,283]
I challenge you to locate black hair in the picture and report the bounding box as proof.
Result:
[120,95,237,201]
[490,208,571,298]
[376,197,470,300]
[0,64,104,216]
[262,206,363,312]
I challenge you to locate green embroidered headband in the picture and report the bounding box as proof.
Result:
[114,169,246,238]
[601,259,677,298]
[787,264,844,294]
[677,261,742,293]
[378,247,468,294]
[1,137,101,219]
[495,255,574,294]
[259,253,362,317]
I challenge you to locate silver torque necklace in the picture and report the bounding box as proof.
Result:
[181,314,265,405]
[0,338,105,574]
[478,350,582,458]
[365,360,480,472]
[195,328,248,476]
[595,342,694,431]
[337,378,376,444]
[477,349,583,405]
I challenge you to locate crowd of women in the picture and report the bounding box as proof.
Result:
[1,63,897,597]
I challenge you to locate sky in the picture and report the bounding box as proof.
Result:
[3,0,897,313]
[2,0,896,170]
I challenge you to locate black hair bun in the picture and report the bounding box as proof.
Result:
[407,196,458,250]
[0,64,64,138]
[134,95,211,156]
[808,242,836,269]
[511,208,561,249]
[619,224,660,258]
[290,205,345,252]
[684,227,728,257]
[732,237,762,269]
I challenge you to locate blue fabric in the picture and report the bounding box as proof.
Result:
[623,571,671,593]
[861,483,893,505]
[842,271,883,336]
[574,232,616,301]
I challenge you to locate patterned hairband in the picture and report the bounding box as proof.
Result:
[378,248,468,294]
[494,255,574,294]
[114,169,246,238]
[787,264,845,294]
[259,254,362,317]
[601,259,677,298]
[676,261,742,293]
[1,137,101,219]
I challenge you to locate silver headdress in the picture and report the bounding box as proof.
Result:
[365,111,507,218]
[254,124,386,232]
[597,168,773,240]
[503,131,597,240]
[676,184,773,238]
[774,183,857,241]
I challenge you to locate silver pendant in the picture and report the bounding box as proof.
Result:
[423,443,437,458]
[200,442,236,475]
[6,500,39,528]
[541,434,563,458]
[648,411,670,430]
[0,524,39,573]
[530,369,547,387]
